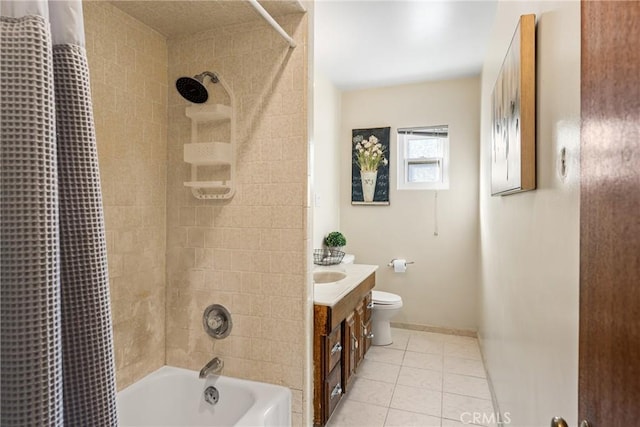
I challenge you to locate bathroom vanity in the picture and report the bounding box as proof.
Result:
[312,264,377,426]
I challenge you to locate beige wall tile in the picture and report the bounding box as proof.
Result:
[84,1,168,391]
[87,2,309,421]
[165,11,309,419]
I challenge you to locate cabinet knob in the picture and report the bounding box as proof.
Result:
[330,384,342,399]
[330,342,342,355]
[361,321,374,339]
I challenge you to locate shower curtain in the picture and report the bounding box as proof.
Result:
[1,1,118,425]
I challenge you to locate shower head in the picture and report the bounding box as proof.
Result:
[176,71,219,104]
[176,77,207,103]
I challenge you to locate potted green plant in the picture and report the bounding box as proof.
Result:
[324,231,347,251]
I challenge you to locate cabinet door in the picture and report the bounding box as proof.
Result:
[362,318,373,355]
[364,292,373,323]
[355,299,365,366]
[344,312,357,389]
[324,363,342,421]
[362,292,373,356]
[325,325,342,374]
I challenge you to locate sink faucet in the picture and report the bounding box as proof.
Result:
[199,357,224,378]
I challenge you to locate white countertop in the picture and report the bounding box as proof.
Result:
[313,263,378,307]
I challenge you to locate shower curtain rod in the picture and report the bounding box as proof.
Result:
[247,0,297,48]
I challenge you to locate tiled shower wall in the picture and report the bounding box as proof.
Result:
[84,2,168,389]
[85,2,310,422]
[165,15,309,425]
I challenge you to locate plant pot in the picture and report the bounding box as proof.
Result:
[361,170,378,202]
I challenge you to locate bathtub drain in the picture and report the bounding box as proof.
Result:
[204,386,219,405]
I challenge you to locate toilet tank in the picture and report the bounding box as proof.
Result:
[341,254,355,264]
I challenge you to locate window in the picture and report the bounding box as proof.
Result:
[397,125,449,190]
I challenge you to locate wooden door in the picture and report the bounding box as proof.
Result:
[579,1,640,425]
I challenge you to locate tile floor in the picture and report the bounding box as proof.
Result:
[327,328,497,427]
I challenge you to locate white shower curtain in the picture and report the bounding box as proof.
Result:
[1,1,118,425]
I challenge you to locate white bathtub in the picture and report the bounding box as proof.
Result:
[117,366,291,427]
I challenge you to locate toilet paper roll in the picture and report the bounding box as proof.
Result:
[393,259,407,273]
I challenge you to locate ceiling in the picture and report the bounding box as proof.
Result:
[110,0,305,38]
[314,0,497,90]
[109,0,497,91]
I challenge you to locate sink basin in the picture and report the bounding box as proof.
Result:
[313,270,347,284]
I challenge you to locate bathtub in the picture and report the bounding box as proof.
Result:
[117,366,291,427]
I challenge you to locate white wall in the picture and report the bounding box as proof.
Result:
[341,77,480,331]
[478,2,580,426]
[312,72,342,248]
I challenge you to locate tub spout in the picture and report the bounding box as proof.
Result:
[199,357,224,378]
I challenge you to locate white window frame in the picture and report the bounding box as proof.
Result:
[397,125,450,190]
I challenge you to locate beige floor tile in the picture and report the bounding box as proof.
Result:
[365,346,405,365]
[403,351,443,371]
[390,384,442,417]
[334,331,497,427]
[444,356,486,378]
[407,334,445,355]
[357,359,401,384]
[411,331,448,341]
[443,335,478,345]
[346,377,395,407]
[397,366,443,391]
[441,418,466,426]
[443,373,491,400]
[386,328,410,350]
[444,341,481,360]
[328,399,388,427]
[442,393,494,426]
[442,416,498,427]
[384,408,441,427]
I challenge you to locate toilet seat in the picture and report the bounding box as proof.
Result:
[372,290,403,309]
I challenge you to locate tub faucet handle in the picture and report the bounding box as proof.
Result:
[199,356,224,378]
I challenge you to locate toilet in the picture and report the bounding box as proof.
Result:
[341,254,403,346]
[341,253,355,265]
[371,290,403,346]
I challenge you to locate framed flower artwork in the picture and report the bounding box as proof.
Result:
[351,127,390,205]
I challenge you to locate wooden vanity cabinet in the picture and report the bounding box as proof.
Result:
[313,273,375,426]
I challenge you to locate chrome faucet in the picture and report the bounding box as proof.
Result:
[199,357,224,378]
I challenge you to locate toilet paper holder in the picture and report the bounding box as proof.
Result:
[387,259,415,267]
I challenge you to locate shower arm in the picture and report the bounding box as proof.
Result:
[195,71,219,84]
[247,0,297,49]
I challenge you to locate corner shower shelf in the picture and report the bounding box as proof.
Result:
[182,97,236,200]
